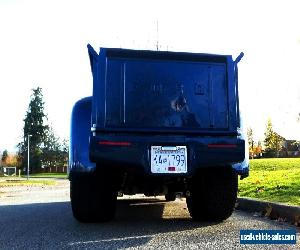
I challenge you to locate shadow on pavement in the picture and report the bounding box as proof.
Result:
[0,198,216,249]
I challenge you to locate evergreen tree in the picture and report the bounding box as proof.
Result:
[17,87,69,173]
[264,119,284,157]
[18,87,49,173]
[1,150,8,166]
[42,126,61,169]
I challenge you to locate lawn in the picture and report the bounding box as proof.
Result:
[23,172,68,179]
[238,158,300,206]
[0,179,55,187]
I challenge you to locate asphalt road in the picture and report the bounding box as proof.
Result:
[0,179,299,249]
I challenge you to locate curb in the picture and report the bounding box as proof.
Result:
[236,197,300,226]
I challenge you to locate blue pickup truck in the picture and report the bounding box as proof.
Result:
[69,44,249,222]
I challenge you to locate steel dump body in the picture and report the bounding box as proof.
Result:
[90,47,238,134]
[76,45,249,178]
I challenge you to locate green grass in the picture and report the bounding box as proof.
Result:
[22,173,68,179]
[0,179,56,187]
[238,158,300,206]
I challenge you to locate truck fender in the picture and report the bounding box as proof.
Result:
[69,96,95,177]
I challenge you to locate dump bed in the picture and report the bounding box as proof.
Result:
[88,45,239,135]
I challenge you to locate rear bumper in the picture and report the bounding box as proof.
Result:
[88,133,247,177]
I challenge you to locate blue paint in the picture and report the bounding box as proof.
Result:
[69,97,95,174]
[69,45,248,178]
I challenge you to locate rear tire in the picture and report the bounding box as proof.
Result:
[70,170,117,223]
[186,167,238,221]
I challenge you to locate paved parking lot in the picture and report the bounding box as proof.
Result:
[0,179,299,249]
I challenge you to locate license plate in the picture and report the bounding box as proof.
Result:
[151,146,187,173]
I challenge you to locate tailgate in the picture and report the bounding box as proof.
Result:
[89,47,237,134]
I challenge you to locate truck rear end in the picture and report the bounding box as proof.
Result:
[69,45,248,222]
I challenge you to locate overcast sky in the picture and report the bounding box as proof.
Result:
[0,0,300,153]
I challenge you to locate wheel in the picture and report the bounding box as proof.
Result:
[165,192,176,202]
[70,170,117,223]
[186,167,238,221]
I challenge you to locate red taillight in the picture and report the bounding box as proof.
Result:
[207,144,237,148]
[98,141,131,146]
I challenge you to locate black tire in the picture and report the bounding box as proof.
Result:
[165,192,176,202]
[70,170,117,223]
[186,167,238,222]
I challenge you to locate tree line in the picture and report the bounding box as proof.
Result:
[0,87,68,173]
[248,119,300,158]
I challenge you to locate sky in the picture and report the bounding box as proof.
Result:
[0,0,300,153]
